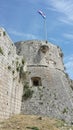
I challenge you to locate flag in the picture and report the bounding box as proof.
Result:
[38,10,46,19]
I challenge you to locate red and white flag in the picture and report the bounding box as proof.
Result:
[38,10,46,19]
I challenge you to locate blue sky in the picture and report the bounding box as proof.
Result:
[0,0,73,79]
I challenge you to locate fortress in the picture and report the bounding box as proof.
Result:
[0,27,73,124]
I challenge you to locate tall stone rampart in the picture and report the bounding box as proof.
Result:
[0,28,24,120]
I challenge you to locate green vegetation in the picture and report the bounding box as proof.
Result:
[62,108,68,114]
[22,82,33,101]
[23,82,29,89]
[0,114,73,130]
[55,119,65,128]
[12,70,15,75]
[16,60,20,72]
[3,31,6,36]
[27,126,39,130]
[65,73,69,79]
[22,88,33,100]
[19,66,23,78]
[19,66,28,79]
[22,58,25,65]
[59,52,64,58]
[0,47,3,55]
[16,58,26,80]
[8,66,11,70]
[39,93,43,100]
[16,60,19,66]
[16,66,20,72]
[39,102,43,105]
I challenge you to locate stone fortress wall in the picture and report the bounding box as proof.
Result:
[0,28,23,120]
[0,28,73,124]
[16,40,73,124]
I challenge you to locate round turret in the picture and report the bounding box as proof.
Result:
[15,40,73,123]
[15,40,64,70]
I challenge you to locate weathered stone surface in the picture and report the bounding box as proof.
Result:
[15,40,73,124]
[0,28,23,120]
[0,28,73,124]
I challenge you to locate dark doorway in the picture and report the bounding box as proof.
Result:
[31,77,42,86]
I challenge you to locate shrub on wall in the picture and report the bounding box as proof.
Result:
[12,70,15,75]
[22,82,33,101]
[59,52,64,58]
[0,47,3,55]
[62,108,68,114]
[8,66,11,70]
[22,59,25,65]
[22,88,33,100]
[16,66,20,72]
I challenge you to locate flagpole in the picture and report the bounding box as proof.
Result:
[38,10,47,41]
[44,18,47,41]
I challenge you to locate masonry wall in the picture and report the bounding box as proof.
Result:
[21,67,73,123]
[16,40,73,124]
[15,40,64,70]
[0,28,23,120]
[0,28,73,124]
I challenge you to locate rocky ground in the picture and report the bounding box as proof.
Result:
[0,115,73,130]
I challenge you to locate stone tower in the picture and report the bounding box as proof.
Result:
[15,40,73,123]
[0,28,73,124]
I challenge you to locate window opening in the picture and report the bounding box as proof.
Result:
[40,45,49,53]
[31,77,42,86]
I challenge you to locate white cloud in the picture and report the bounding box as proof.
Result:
[63,33,73,40]
[64,55,73,79]
[49,0,73,24]
[9,30,37,39]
